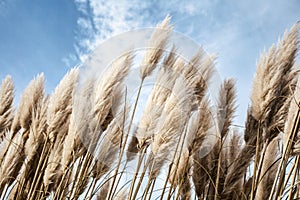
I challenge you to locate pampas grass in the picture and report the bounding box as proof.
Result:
[0,18,299,200]
[0,76,14,141]
[43,68,79,191]
[140,15,173,80]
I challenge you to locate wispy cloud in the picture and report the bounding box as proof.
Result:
[73,0,300,126]
[73,0,216,62]
[74,0,148,62]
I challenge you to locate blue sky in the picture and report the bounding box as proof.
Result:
[0,0,80,92]
[0,0,299,125]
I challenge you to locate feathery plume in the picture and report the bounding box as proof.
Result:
[25,96,48,162]
[135,70,177,148]
[225,129,242,168]
[1,74,45,193]
[208,78,237,200]
[140,15,173,79]
[223,24,299,200]
[217,79,237,139]
[188,101,212,198]
[94,53,132,128]
[43,138,64,190]
[135,55,185,148]
[0,76,14,140]
[13,97,49,198]
[150,77,193,178]
[250,23,298,135]
[162,45,178,69]
[250,45,277,121]
[44,68,79,189]
[47,68,79,143]
[187,99,212,154]
[11,74,45,138]
[169,150,192,200]
[182,50,215,104]
[92,104,128,180]
[192,152,209,198]
[61,77,95,170]
[222,136,256,199]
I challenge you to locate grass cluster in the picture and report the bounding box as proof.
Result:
[0,16,300,200]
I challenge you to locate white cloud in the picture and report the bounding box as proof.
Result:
[62,53,78,68]
[73,0,218,62]
[73,0,300,126]
[74,0,150,62]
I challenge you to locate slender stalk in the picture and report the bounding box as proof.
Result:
[1,185,9,200]
[214,139,222,200]
[159,163,173,200]
[108,79,144,200]
[250,122,262,200]
[28,138,52,200]
[110,160,128,199]
[67,155,85,200]
[283,159,296,190]
[127,148,147,200]
[87,178,97,200]
[141,179,153,200]
[147,178,156,200]
[270,109,300,199]
[109,93,128,199]
[288,156,300,200]
[131,154,153,200]
[164,123,189,200]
